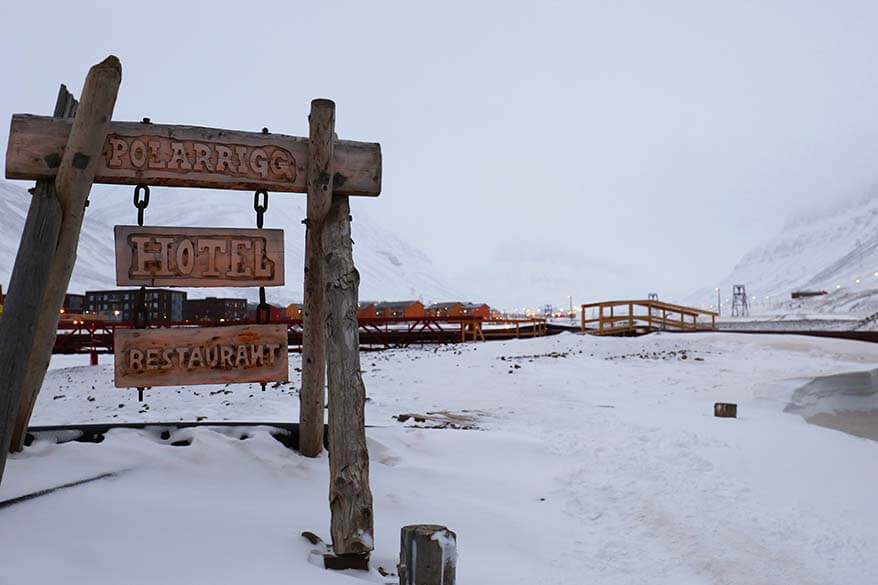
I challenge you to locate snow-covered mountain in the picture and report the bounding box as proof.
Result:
[689,186,878,316]
[0,179,462,305]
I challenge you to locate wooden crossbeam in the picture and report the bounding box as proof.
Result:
[6,114,381,196]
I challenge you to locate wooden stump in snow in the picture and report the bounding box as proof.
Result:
[399,524,456,585]
[714,402,737,418]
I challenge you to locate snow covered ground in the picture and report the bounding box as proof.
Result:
[1,332,877,584]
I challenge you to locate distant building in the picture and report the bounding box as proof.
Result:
[184,297,247,323]
[85,289,186,323]
[357,301,379,319]
[63,293,85,312]
[426,302,464,317]
[791,290,828,299]
[245,302,285,322]
[462,303,490,318]
[58,293,86,320]
[426,301,491,318]
[375,300,425,318]
[285,303,303,320]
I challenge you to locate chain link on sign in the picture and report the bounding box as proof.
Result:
[254,189,268,229]
[254,188,271,391]
[132,182,151,401]
[134,184,150,227]
[132,287,149,401]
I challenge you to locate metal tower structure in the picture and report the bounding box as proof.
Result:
[731,284,750,317]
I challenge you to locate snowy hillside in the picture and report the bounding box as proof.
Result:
[0,179,462,305]
[690,186,878,317]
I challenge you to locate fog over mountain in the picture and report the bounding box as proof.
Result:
[0,179,464,306]
[690,185,878,316]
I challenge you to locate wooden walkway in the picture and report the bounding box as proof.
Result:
[581,299,717,336]
[50,315,550,355]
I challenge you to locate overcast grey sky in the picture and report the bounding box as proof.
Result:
[3,1,878,309]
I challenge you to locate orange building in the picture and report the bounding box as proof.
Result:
[375,300,425,318]
[285,303,303,320]
[426,302,464,317]
[357,301,379,319]
[462,303,491,319]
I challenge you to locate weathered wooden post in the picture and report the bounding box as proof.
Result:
[399,524,457,585]
[0,56,121,478]
[299,99,335,458]
[8,85,77,451]
[324,182,374,556]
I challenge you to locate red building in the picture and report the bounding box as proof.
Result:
[426,302,464,317]
[462,303,491,318]
[427,302,490,318]
[245,303,286,322]
[357,301,379,319]
[375,300,425,318]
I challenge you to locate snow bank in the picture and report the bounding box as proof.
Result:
[785,368,878,440]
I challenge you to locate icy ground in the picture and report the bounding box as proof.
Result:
[1,332,877,584]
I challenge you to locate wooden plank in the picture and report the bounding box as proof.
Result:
[114,225,284,287]
[6,114,382,196]
[299,99,335,458]
[114,324,288,388]
[324,193,374,555]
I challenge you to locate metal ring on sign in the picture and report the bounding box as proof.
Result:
[134,185,150,208]
[134,185,150,227]
[254,190,268,229]
[254,190,268,213]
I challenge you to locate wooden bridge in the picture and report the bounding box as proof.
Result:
[50,315,551,356]
[581,299,717,336]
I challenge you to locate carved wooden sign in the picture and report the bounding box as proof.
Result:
[6,115,382,196]
[114,324,288,387]
[114,226,284,287]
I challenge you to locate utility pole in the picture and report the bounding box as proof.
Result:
[715,287,721,317]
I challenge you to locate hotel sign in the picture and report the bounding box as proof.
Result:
[114,226,284,287]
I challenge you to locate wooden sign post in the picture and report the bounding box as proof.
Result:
[0,57,122,480]
[299,100,335,459]
[2,58,380,563]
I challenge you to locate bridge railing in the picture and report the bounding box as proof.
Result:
[52,314,550,354]
[580,300,717,335]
